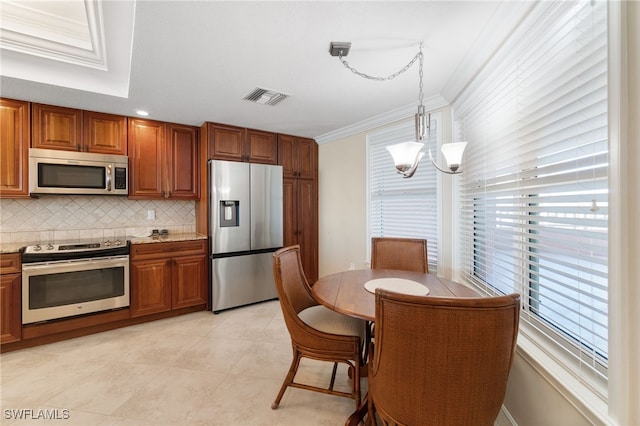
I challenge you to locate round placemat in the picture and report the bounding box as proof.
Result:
[364,278,429,296]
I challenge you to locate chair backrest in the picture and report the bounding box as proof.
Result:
[272,245,361,354]
[369,290,520,425]
[371,237,429,273]
[272,245,317,318]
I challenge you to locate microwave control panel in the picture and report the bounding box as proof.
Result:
[114,167,127,190]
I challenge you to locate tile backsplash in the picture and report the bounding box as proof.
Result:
[0,196,196,244]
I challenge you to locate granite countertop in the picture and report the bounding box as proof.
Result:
[0,233,208,254]
[128,232,207,245]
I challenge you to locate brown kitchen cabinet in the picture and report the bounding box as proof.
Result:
[279,135,318,282]
[83,111,127,155]
[167,123,200,199]
[283,177,318,283]
[202,122,278,164]
[1,253,22,344]
[278,134,317,179]
[245,128,278,164]
[0,98,30,198]
[128,118,199,200]
[32,104,126,154]
[130,240,207,318]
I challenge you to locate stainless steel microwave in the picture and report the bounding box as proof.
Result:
[29,148,128,195]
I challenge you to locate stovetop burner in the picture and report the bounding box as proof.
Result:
[21,238,130,263]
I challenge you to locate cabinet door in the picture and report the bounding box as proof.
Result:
[282,178,298,248]
[246,129,277,164]
[282,178,318,283]
[296,179,318,283]
[0,99,30,198]
[172,254,207,309]
[83,111,127,155]
[204,123,245,161]
[128,118,165,199]
[31,104,82,151]
[278,134,317,178]
[278,134,297,177]
[0,273,22,344]
[130,258,172,317]
[167,123,199,199]
[296,138,317,179]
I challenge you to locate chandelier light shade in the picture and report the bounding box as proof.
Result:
[329,41,468,177]
[386,142,425,178]
[440,142,468,173]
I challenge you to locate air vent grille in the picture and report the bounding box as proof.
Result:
[243,87,288,106]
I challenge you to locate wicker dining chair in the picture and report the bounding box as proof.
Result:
[364,290,520,426]
[370,237,429,273]
[271,245,366,409]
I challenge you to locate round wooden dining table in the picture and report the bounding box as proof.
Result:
[311,268,480,321]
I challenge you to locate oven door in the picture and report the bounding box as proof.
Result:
[22,255,130,324]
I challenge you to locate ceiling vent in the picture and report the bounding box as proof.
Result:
[243,87,288,106]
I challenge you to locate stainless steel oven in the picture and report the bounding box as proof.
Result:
[21,239,130,324]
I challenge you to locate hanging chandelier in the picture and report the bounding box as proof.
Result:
[329,41,467,178]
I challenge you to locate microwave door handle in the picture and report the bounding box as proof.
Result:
[106,164,112,192]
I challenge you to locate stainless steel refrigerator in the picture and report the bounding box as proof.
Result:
[209,160,283,312]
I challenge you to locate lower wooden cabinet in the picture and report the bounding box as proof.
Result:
[1,253,22,344]
[130,240,207,318]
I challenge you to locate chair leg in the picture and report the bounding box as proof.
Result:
[345,397,368,426]
[329,362,338,390]
[365,397,376,426]
[271,350,302,409]
[353,359,361,407]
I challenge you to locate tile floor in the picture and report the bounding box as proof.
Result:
[1,301,365,425]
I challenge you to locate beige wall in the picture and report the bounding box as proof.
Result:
[318,131,369,275]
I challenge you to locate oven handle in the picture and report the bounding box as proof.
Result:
[22,255,129,272]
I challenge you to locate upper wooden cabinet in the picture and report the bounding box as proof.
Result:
[278,134,317,179]
[128,118,199,200]
[167,123,200,199]
[0,98,30,198]
[202,122,278,164]
[203,122,245,161]
[128,118,165,199]
[245,129,278,164]
[32,103,127,155]
[83,111,127,155]
[31,104,81,151]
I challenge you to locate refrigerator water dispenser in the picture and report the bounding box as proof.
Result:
[220,200,239,227]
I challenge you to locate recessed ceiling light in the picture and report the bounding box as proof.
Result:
[136,110,149,116]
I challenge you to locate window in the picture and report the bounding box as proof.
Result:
[455,0,608,397]
[367,113,441,266]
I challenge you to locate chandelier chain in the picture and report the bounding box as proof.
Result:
[337,44,423,83]
[418,44,424,105]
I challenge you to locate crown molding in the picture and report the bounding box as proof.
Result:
[0,0,106,69]
[0,0,135,98]
[315,94,448,144]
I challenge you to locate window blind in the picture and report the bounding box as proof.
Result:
[454,0,608,396]
[367,115,440,266]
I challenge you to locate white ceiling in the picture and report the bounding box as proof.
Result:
[0,1,532,141]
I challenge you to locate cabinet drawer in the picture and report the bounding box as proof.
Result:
[130,240,207,260]
[0,253,21,274]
